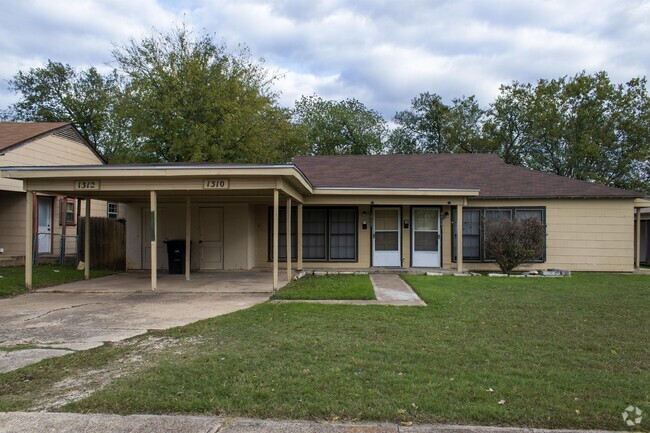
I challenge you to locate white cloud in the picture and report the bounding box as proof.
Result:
[1,0,648,118]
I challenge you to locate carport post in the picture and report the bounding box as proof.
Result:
[457,205,463,273]
[273,189,279,290]
[185,196,191,281]
[286,197,292,281]
[297,202,303,271]
[25,191,34,289]
[150,191,158,291]
[84,199,91,280]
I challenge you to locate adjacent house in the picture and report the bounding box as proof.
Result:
[2,153,648,289]
[0,122,117,266]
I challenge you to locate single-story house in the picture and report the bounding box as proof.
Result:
[0,122,123,266]
[1,153,648,289]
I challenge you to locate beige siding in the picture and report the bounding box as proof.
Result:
[1,134,103,192]
[0,191,26,256]
[125,202,254,271]
[462,199,635,272]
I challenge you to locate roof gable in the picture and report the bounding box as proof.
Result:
[0,122,105,164]
[293,153,642,199]
[0,122,70,151]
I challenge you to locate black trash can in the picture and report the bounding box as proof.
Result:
[165,240,188,274]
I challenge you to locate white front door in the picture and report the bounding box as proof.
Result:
[412,207,441,267]
[37,197,53,254]
[372,207,401,267]
[199,207,224,270]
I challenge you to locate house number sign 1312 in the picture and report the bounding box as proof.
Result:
[203,179,230,189]
[74,180,100,190]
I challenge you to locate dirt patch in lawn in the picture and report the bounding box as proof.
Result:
[27,335,201,411]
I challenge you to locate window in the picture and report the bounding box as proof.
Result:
[329,209,356,260]
[60,198,76,226]
[269,207,357,262]
[107,202,118,219]
[452,207,546,262]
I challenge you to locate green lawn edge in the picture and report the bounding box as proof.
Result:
[271,274,375,300]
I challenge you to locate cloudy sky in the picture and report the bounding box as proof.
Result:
[1,0,649,118]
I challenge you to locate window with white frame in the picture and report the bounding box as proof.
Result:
[107,202,118,219]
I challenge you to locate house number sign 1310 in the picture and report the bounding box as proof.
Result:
[203,179,230,189]
[74,180,100,190]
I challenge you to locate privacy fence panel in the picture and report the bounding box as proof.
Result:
[78,217,126,271]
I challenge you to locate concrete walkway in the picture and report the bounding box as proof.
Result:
[273,274,426,306]
[0,412,624,433]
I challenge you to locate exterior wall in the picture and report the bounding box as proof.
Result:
[125,202,254,271]
[0,191,26,257]
[252,198,635,272]
[462,198,635,272]
[0,134,103,192]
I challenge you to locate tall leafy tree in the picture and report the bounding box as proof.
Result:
[293,95,387,155]
[4,60,125,159]
[388,92,450,153]
[482,82,533,165]
[388,92,486,154]
[113,25,301,163]
[523,71,650,191]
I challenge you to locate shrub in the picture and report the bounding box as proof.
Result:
[483,217,546,274]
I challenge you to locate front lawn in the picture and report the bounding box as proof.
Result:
[271,274,375,300]
[0,265,116,297]
[1,273,648,430]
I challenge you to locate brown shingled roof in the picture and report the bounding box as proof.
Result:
[293,153,642,198]
[0,121,70,151]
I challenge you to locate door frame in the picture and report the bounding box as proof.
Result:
[410,206,441,268]
[371,206,402,267]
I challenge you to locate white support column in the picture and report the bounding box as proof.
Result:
[273,189,279,290]
[84,199,91,280]
[150,191,158,291]
[297,202,303,271]
[457,204,463,273]
[286,197,292,281]
[636,208,641,270]
[185,196,192,281]
[25,192,34,289]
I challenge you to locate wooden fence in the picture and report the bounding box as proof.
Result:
[78,217,126,271]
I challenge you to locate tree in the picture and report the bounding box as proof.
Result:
[482,82,533,165]
[522,72,650,192]
[388,92,487,154]
[483,216,546,274]
[113,25,301,163]
[4,60,125,159]
[388,92,450,153]
[293,95,387,155]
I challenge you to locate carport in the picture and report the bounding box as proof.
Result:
[2,164,312,291]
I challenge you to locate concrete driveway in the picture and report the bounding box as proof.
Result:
[0,271,282,373]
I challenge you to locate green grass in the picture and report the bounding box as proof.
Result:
[0,265,116,297]
[1,273,648,430]
[271,274,375,300]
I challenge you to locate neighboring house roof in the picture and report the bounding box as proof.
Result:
[0,122,105,163]
[293,153,642,199]
[0,121,70,151]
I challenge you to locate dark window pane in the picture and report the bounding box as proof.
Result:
[375,232,398,251]
[329,209,356,260]
[515,209,543,221]
[414,231,438,251]
[304,209,327,260]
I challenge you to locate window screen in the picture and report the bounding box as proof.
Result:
[304,209,327,260]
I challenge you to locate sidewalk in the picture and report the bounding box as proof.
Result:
[0,412,624,433]
[272,274,427,307]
